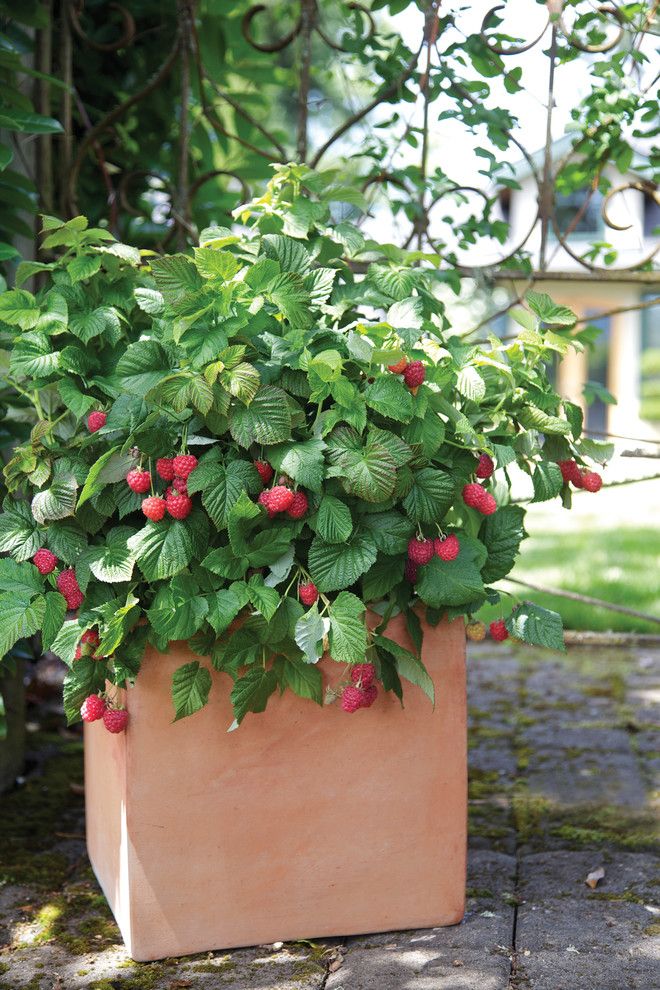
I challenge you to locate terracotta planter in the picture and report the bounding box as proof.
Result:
[84,614,467,961]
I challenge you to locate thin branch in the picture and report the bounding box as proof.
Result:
[502,576,660,625]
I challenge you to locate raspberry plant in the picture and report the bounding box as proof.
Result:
[0,165,611,727]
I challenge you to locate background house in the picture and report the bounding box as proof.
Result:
[498,137,660,440]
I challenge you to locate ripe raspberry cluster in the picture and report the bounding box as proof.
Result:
[74,628,103,661]
[476,454,494,479]
[299,581,318,606]
[57,568,84,610]
[86,410,106,433]
[386,357,426,391]
[489,619,509,642]
[462,482,497,515]
[125,452,199,521]
[258,485,308,520]
[341,664,378,712]
[33,548,57,575]
[81,695,129,733]
[558,459,602,493]
[406,533,461,578]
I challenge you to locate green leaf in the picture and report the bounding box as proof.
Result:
[416,545,485,609]
[206,585,249,635]
[193,246,240,280]
[362,554,405,599]
[46,520,88,563]
[0,288,40,328]
[402,468,454,524]
[269,438,326,492]
[87,527,136,582]
[294,605,326,664]
[134,287,165,314]
[531,462,564,502]
[480,506,526,584]
[339,440,397,503]
[150,254,203,302]
[316,496,353,544]
[229,386,292,446]
[10,332,59,378]
[456,365,486,401]
[526,291,576,327]
[0,558,42,597]
[68,255,102,284]
[128,519,194,581]
[227,362,261,404]
[230,666,279,725]
[518,405,571,436]
[70,306,121,344]
[506,603,565,652]
[172,661,212,721]
[57,378,96,419]
[368,265,414,301]
[328,591,366,664]
[77,447,121,508]
[42,591,67,651]
[188,459,260,527]
[0,500,41,561]
[148,577,209,648]
[373,634,434,705]
[283,658,323,704]
[246,574,280,622]
[364,376,414,423]
[117,340,174,395]
[0,593,45,658]
[246,529,295,568]
[227,490,262,556]
[51,618,84,667]
[31,476,77,525]
[308,529,378,593]
[62,658,106,725]
[360,510,414,555]
[261,234,312,274]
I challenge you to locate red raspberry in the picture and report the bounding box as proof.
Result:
[87,410,106,433]
[172,477,188,495]
[299,582,319,606]
[103,708,129,733]
[142,496,166,521]
[341,685,366,713]
[287,491,308,519]
[265,485,294,514]
[407,537,434,565]
[476,454,494,479]
[81,629,100,647]
[126,468,151,493]
[81,695,106,723]
[156,457,175,481]
[463,483,497,515]
[254,460,274,485]
[580,470,602,493]
[404,559,418,583]
[403,360,425,389]
[57,568,84,610]
[434,534,460,561]
[558,459,581,484]
[74,645,82,660]
[387,357,408,374]
[490,619,509,642]
[166,493,192,520]
[350,663,375,688]
[258,490,276,518]
[361,683,378,708]
[172,454,198,480]
[33,548,57,575]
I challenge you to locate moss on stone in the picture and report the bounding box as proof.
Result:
[643,922,660,937]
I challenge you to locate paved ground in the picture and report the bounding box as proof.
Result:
[1,642,658,989]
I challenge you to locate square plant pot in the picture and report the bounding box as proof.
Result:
[84,614,467,961]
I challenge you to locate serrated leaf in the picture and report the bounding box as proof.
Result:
[362,554,405,599]
[41,591,67,651]
[151,254,203,302]
[0,500,41,560]
[526,291,576,327]
[148,577,209,648]
[70,306,120,344]
[193,246,240,280]
[368,264,414,301]
[480,505,526,584]
[506,603,565,651]
[360,511,414,555]
[328,592,366,663]
[31,476,77,525]
[294,605,326,664]
[308,529,378,593]
[374,634,434,705]
[230,666,279,725]
[402,468,454,524]
[45,520,88,563]
[518,404,571,436]
[87,527,136,582]
[128,519,194,581]
[269,438,326,492]
[68,255,101,284]
[246,574,280,621]
[0,558,43,597]
[227,362,261,404]
[364,376,414,423]
[117,340,174,395]
[416,548,485,609]
[134,287,165,314]
[62,657,107,724]
[10,332,59,378]
[316,496,353,544]
[0,593,45,658]
[0,288,40,328]
[172,661,212,721]
[229,385,292,447]
[283,658,323,704]
[206,585,249,635]
[77,447,121,508]
[531,462,564,502]
[456,365,486,401]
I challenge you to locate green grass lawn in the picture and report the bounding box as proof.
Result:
[476,481,660,634]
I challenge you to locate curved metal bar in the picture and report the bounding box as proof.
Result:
[480,4,550,56]
[187,169,251,206]
[602,180,659,232]
[241,3,302,53]
[557,3,625,54]
[550,207,659,273]
[118,169,173,219]
[68,0,136,52]
[316,3,376,53]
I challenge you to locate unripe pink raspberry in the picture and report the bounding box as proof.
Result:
[350,663,375,688]
[407,537,434,565]
[103,708,129,733]
[81,695,106,722]
[87,410,106,433]
[56,568,84,609]
[287,491,308,519]
[403,360,425,389]
[126,468,151,493]
[490,619,509,642]
[33,548,57,575]
[434,534,460,561]
[172,454,198,480]
[156,457,175,481]
[476,454,494,479]
[299,582,318,606]
[166,493,192,520]
[341,685,366,713]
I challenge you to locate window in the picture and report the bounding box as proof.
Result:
[553,189,603,238]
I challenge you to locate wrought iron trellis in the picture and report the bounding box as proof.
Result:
[35,0,660,284]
